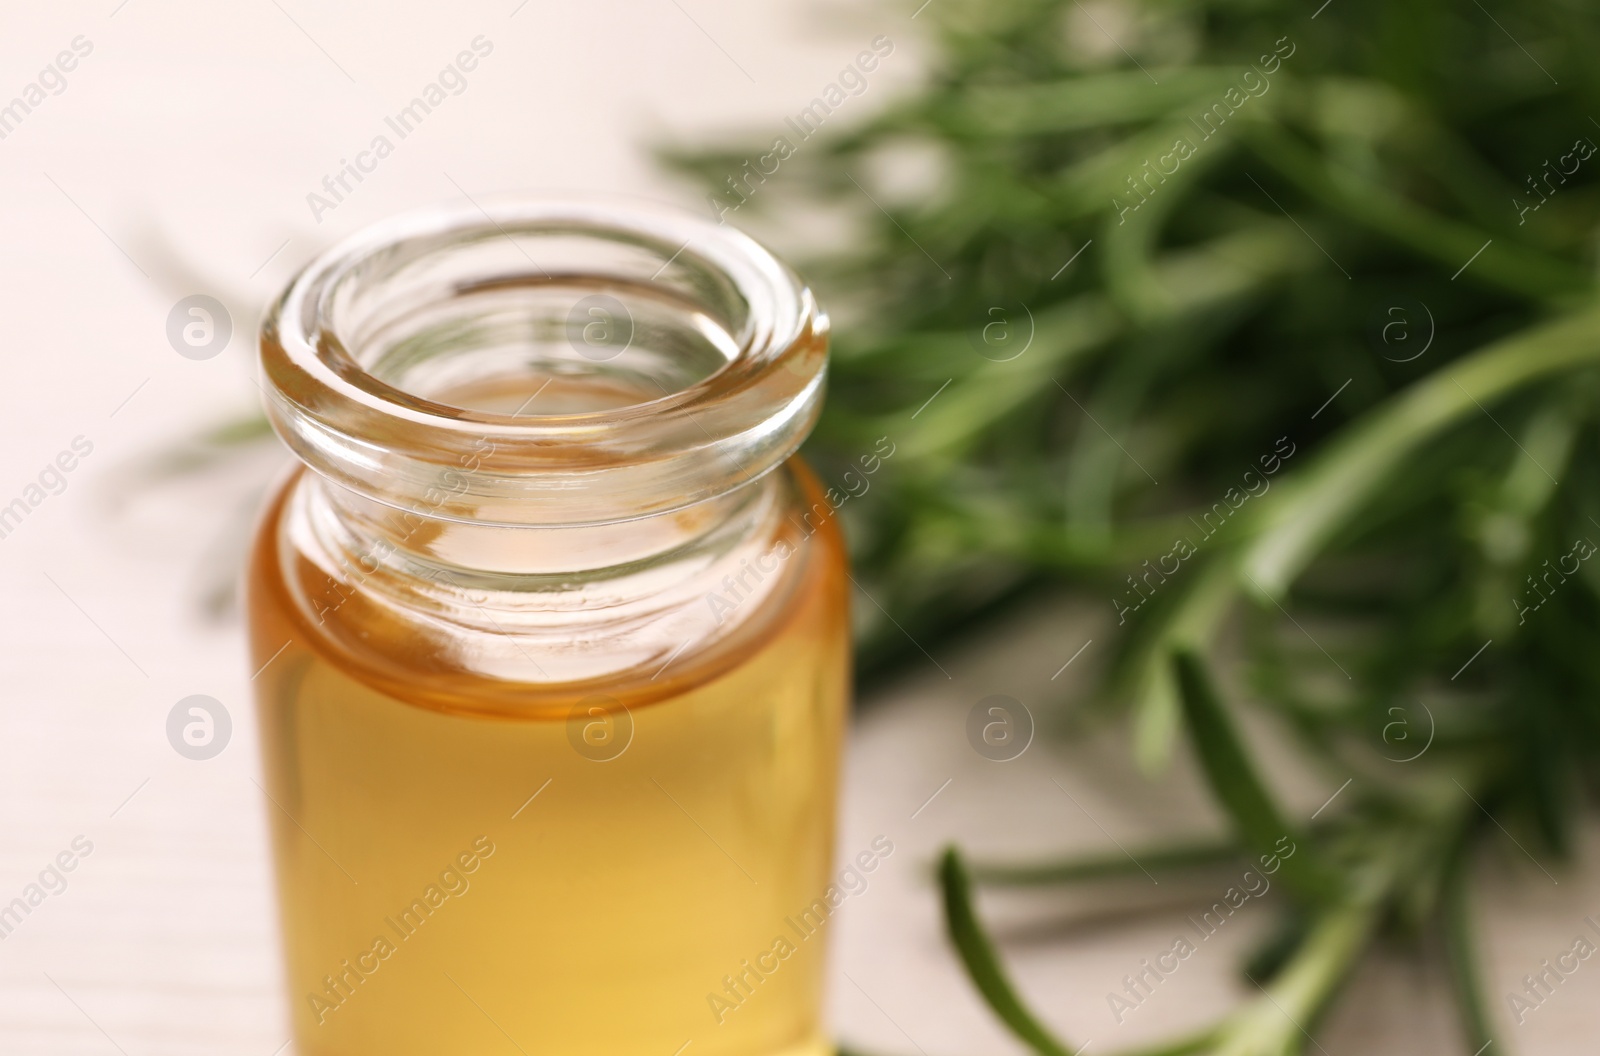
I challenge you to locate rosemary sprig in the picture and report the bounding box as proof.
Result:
[667,0,1600,1051]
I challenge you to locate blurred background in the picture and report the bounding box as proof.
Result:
[2,1,1599,1053]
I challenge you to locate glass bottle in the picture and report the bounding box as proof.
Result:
[248,198,851,1056]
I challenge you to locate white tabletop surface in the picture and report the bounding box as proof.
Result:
[0,3,1594,1054]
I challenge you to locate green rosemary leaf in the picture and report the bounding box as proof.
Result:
[938,847,1078,1056]
[1210,902,1379,1056]
[1243,124,1590,301]
[970,836,1244,887]
[1239,907,1313,986]
[1171,650,1344,903]
[925,68,1242,138]
[1124,564,1237,772]
[1242,304,1600,600]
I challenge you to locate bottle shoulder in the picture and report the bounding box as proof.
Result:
[246,459,850,718]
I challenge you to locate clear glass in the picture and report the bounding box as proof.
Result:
[247,198,851,1056]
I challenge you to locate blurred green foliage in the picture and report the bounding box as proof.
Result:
[667,0,1600,1051]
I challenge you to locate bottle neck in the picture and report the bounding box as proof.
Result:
[279,464,809,687]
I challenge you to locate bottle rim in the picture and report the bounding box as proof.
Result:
[259,195,827,528]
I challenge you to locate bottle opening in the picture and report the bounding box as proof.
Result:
[363,276,740,416]
[261,197,828,527]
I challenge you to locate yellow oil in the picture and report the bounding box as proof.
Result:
[247,464,851,1056]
